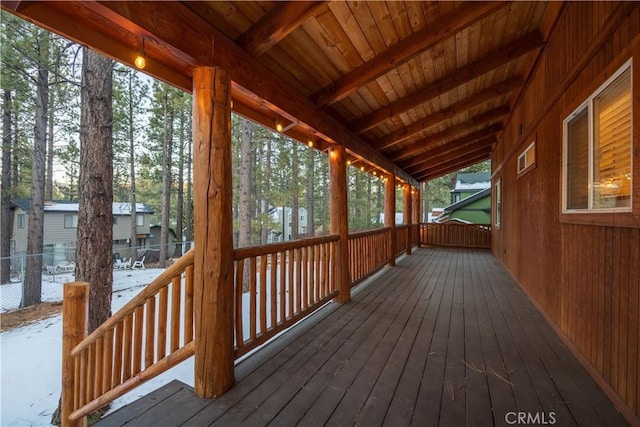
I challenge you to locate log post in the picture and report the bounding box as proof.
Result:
[385,174,396,266]
[412,187,421,246]
[62,282,89,427]
[403,184,412,255]
[329,144,350,303]
[192,66,235,398]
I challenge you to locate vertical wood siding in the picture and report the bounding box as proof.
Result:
[492,2,640,419]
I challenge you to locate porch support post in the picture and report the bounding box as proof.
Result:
[403,184,412,255]
[192,66,234,398]
[385,174,396,266]
[412,187,421,246]
[329,144,350,303]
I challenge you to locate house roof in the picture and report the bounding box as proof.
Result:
[11,199,154,215]
[454,172,491,191]
[0,2,562,183]
[443,187,491,213]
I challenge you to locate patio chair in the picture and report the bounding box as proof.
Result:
[131,256,145,270]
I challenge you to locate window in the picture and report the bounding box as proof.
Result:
[494,179,501,227]
[64,214,78,228]
[563,60,632,212]
[136,214,144,227]
[17,213,25,229]
[517,141,536,175]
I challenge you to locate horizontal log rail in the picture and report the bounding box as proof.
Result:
[65,249,195,422]
[233,235,339,358]
[420,222,491,248]
[348,227,392,286]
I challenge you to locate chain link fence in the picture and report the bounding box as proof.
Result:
[1,241,193,313]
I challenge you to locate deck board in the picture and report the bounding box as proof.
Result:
[96,248,628,427]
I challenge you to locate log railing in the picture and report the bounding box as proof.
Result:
[420,222,491,248]
[347,228,392,286]
[63,249,195,424]
[396,224,408,256]
[233,235,339,358]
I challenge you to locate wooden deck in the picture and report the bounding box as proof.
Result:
[96,248,627,426]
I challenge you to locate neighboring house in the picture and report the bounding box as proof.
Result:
[10,199,154,264]
[437,187,491,225]
[450,172,491,203]
[267,206,308,242]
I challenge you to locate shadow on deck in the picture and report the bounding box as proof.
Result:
[96,247,627,426]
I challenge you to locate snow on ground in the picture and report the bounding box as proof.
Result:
[1,267,196,427]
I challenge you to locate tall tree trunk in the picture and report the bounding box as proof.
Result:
[366,174,372,228]
[261,137,271,244]
[159,92,173,268]
[238,117,252,249]
[174,106,185,257]
[376,179,383,226]
[128,71,137,259]
[321,160,328,233]
[52,47,114,427]
[291,142,299,240]
[1,89,13,284]
[45,83,55,200]
[306,149,314,236]
[23,30,49,307]
[77,48,114,332]
[238,118,252,291]
[185,125,193,245]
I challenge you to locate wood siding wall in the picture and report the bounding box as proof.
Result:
[492,2,640,420]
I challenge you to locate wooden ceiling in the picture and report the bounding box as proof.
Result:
[2,1,563,184]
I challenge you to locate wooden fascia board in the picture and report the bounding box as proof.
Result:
[371,77,522,151]
[415,151,492,182]
[236,1,327,57]
[402,136,496,173]
[93,2,418,187]
[390,111,507,162]
[311,1,507,108]
[404,139,495,175]
[352,30,545,134]
[3,1,192,91]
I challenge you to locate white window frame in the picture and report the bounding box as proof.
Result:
[494,178,501,228]
[136,214,145,227]
[17,213,25,229]
[64,214,79,229]
[517,141,536,176]
[562,59,633,213]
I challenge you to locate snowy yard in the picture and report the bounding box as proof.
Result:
[1,268,195,427]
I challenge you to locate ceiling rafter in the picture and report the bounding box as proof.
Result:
[400,134,497,172]
[87,1,418,186]
[311,1,507,108]
[404,137,495,176]
[371,76,522,151]
[236,2,327,57]
[390,109,507,163]
[352,30,545,134]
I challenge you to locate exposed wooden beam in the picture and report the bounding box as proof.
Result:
[236,2,327,57]
[416,151,492,182]
[403,136,496,174]
[2,1,21,11]
[390,109,507,162]
[352,30,545,134]
[311,1,507,107]
[91,1,418,187]
[371,77,521,151]
[405,138,495,175]
[5,2,191,90]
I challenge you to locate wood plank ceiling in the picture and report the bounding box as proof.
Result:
[2,1,562,183]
